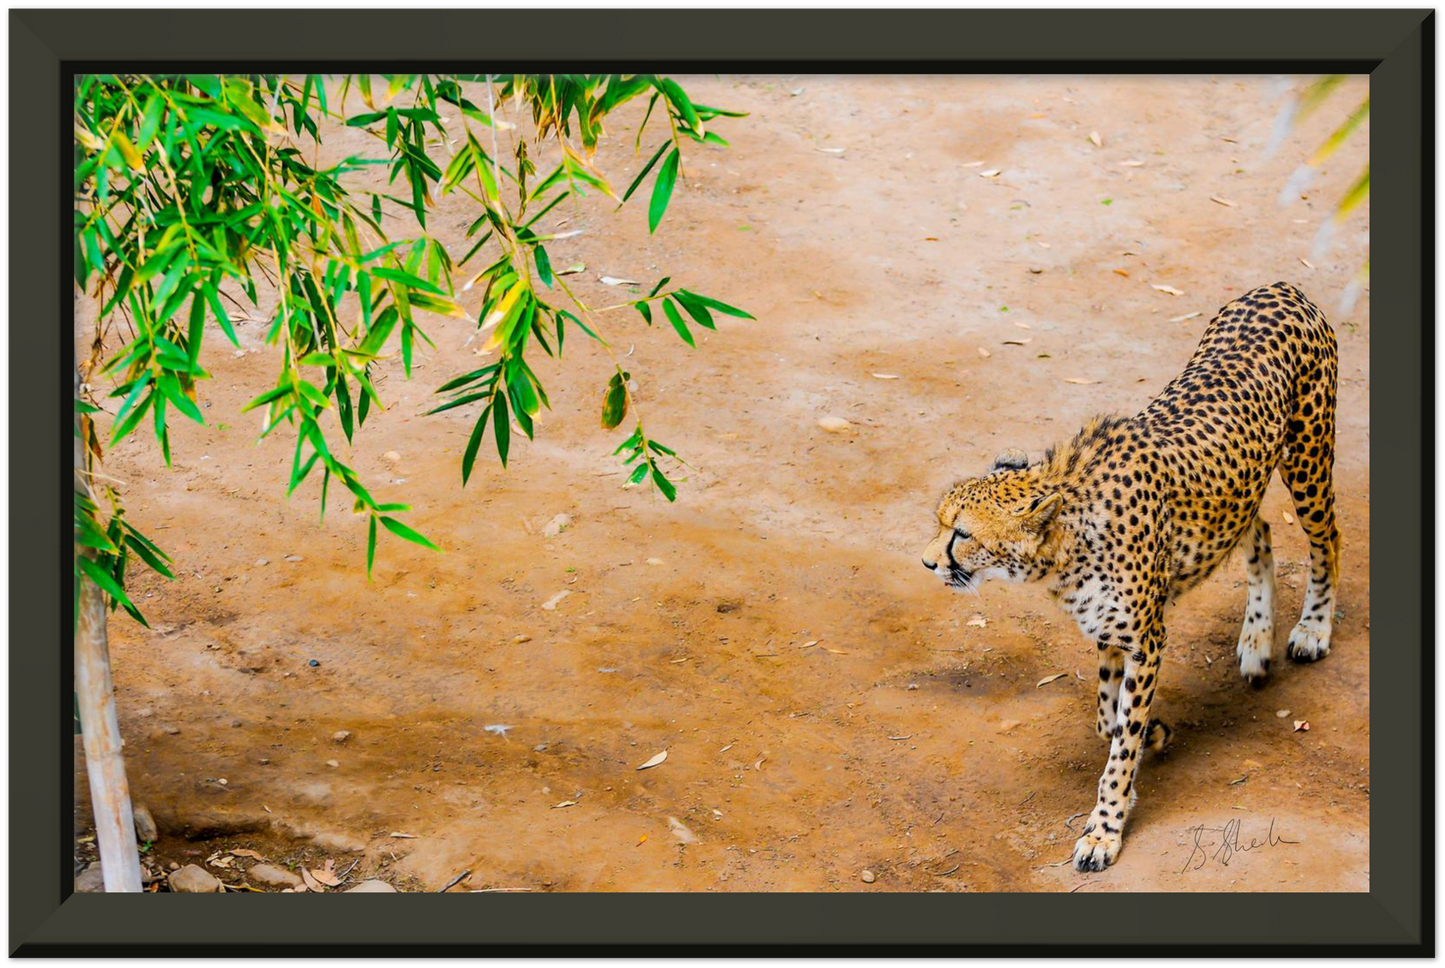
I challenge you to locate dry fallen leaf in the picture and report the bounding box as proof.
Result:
[1293,720,1311,732]
[963,160,986,168]
[718,743,734,753]
[871,373,901,380]
[814,146,846,154]
[1283,510,1296,524]
[1151,284,1185,296]
[1113,268,1130,277]
[389,832,417,839]
[979,169,1001,178]
[1013,320,1032,329]
[1065,378,1099,385]
[1119,159,1144,167]
[753,757,767,771]
[553,800,578,809]
[636,834,649,846]
[599,276,639,287]
[1036,240,1051,248]
[1169,312,1202,323]
[309,867,342,887]
[799,640,820,649]
[1210,196,1238,207]
[966,615,988,628]
[977,346,992,359]
[300,868,325,892]
[997,720,1022,734]
[229,849,265,860]
[1003,338,1032,346]
[1036,672,1069,688]
[637,750,668,771]
[823,647,851,655]
[1088,131,1102,147]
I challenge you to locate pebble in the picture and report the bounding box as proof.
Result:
[345,880,397,893]
[1276,709,1291,718]
[332,730,351,744]
[133,804,158,842]
[382,450,402,465]
[168,864,225,893]
[860,869,877,884]
[168,861,180,871]
[326,760,340,768]
[247,863,303,889]
[541,590,571,611]
[254,558,269,567]
[308,659,320,667]
[161,725,181,735]
[645,558,665,566]
[284,555,304,562]
[1029,265,1044,274]
[74,864,106,893]
[668,817,700,845]
[817,417,851,433]
[541,513,573,538]
[230,719,243,728]
[513,635,532,644]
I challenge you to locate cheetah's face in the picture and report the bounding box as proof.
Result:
[922,453,1062,592]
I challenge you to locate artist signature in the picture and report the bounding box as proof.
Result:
[1179,817,1298,873]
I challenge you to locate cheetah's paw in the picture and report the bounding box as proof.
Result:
[1285,623,1331,663]
[1145,718,1173,754]
[1236,623,1273,685]
[1072,827,1122,872]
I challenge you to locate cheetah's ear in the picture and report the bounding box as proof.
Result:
[992,447,1029,471]
[1018,492,1062,533]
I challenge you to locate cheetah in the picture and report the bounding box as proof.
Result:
[920,281,1341,872]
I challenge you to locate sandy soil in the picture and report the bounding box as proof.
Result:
[76,74,1370,893]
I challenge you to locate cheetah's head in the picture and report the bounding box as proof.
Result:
[921,448,1063,592]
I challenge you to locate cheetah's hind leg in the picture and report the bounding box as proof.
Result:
[1279,352,1341,664]
[1236,515,1275,685]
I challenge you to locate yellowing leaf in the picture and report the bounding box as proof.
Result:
[1088,131,1102,147]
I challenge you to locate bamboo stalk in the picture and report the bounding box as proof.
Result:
[74,366,142,892]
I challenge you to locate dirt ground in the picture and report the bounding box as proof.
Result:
[76,74,1370,893]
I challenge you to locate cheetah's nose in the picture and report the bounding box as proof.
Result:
[922,558,937,570]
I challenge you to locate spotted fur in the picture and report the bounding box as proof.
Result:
[921,282,1341,872]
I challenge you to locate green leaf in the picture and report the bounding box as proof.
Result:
[635,301,653,325]
[493,392,511,467]
[678,290,754,319]
[346,111,389,127]
[380,515,439,551]
[77,555,142,622]
[672,290,715,330]
[662,297,695,347]
[461,403,492,485]
[601,373,628,429]
[366,515,378,579]
[621,141,672,203]
[124,534,175,579]
[241,383,293,413]
[648,276,672,297]
[651,464,678,502]
[534,245,553,288]
[648,148,680,234]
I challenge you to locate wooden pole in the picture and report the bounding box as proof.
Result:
[74,367,142,892]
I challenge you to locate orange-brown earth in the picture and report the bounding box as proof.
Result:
[76,74,1369,892]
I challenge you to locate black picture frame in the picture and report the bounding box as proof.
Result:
[12,7,1430,956]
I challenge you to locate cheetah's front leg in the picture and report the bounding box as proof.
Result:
[1236,516,1275,684]
[1074,633,1164,872]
